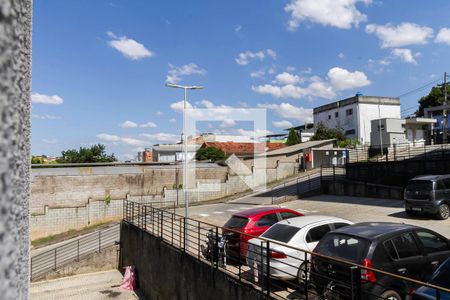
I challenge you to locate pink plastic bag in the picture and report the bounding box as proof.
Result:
[120,266,136,291]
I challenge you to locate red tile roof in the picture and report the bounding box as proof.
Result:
[201,142,285,155]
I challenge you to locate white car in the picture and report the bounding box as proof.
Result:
[246,215,353,283]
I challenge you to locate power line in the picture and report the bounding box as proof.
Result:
[396,78,441,99]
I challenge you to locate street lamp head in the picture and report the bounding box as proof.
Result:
[165,83,204,90]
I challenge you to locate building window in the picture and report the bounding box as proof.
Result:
[377,125,385,131]
[345,129,355,135]
[346,109,353,116]
[335,112,339,118]
[328,115,331,120]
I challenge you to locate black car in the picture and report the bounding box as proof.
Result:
[409,257,450,300]
[404,175,450,220]
[311,222,450,300]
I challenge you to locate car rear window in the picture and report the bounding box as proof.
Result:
[406,180,433,191]
[224,216,249,229]
[315,234,370,263]
[261,224,300,243]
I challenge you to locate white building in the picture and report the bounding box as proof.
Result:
[152,144,200,162]
[313,95,401,144]
[370,117,436,147]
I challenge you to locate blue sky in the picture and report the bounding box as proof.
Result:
[32,0,450,160]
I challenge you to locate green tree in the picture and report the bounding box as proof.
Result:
[286,128,300,146]
[31,156,42,164]
[311,122,345,141]
[416,84,450,116]
[195,146,226,161]
[310,122,360,148]
[57,144,117,163]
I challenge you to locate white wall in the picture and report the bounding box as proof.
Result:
[358,103,401,144]
[314,102,358,138]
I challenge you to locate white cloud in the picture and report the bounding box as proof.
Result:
[166,63,206,83]
[338,52,345,59]
[140,133,179,143]
[32,114,62,120]
[120,120,138,128]
[97,133,121,143]
[120,137,148,147]
[253,67,369,100]
[275,72,302,85]
[170,100,194,113]
[266,49,277,60]
[140,122,157,128]
[236,128,272,137]
[156,111,163,116]
[169,118,177,123]
[235,49,276,65]
[391,48,417,64]
[235,25,242,32]
[285,0,370,31]
[327,67,371,90]
[31,93,64,105]
[250,69,266,78]
[273,120,293,128]
[220,119,236,128]
[365,23,433,48]
[198,100,215,109]
[435,28,450,45]
[258,103,313,122]
[107,31,153,60]
[235,50,265,65]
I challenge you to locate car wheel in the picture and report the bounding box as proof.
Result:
[405,209,418,217]
[380,290,402,300]
[297,263,309,284]
[437,204,450,220]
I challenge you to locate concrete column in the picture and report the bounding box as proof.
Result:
[0,0,32,299]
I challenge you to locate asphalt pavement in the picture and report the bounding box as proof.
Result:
[180,194,450,239]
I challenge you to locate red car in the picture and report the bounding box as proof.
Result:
[222,207,303,263]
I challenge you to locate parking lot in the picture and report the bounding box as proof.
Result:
[184,194,450,238]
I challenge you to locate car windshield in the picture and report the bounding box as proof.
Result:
[431,259,450,288]
[224,216,249,229]
[406,180,433,191]
[315,233,370,263]
[261,224,300,243]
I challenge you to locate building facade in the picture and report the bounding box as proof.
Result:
[313,95,401,144]
[152,144,200,162]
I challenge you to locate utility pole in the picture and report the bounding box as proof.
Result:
[443,72,448,144]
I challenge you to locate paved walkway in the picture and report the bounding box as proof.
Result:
[30,270,144,300]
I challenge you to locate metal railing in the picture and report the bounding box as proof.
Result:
[30,224,120,281]
[31,200,176,281]
[123,200,450,300]
[348,142,450,163]
[270,170,322,204]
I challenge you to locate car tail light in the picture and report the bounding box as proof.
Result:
[270,250,287,259]
[361,259,376,283]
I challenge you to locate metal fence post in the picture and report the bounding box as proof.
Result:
[350,266,361,300]
[160,210,164,240]
[304,251,309,300]
[265,241,271,296]
[197,221,200,259]
[54,248,57,270]
[215,227,219,269]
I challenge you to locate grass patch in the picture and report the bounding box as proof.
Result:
[31,220,117,249]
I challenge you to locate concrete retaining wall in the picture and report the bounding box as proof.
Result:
[120,222,269,300]
[322,180,403,200]
[31,161,299,238]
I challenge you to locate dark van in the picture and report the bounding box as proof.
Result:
[404,175,450,220]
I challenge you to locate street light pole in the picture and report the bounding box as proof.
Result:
[378,99,383,156]
[165,83,203,220]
